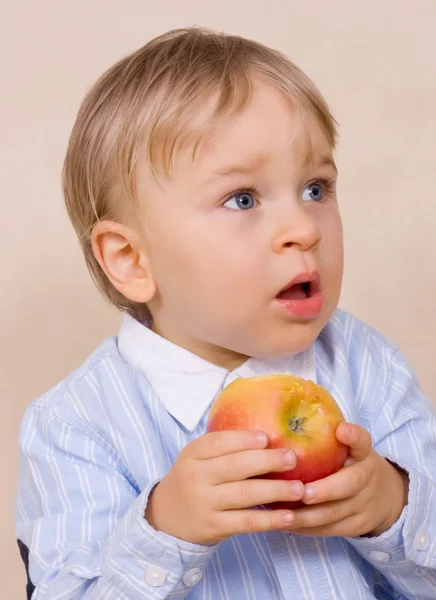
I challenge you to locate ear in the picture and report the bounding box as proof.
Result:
[91,220,156,304]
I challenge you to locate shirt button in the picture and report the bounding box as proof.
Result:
[415,530,430,551]
[183,567,203,587]
[145,565,166,587]
[369,551,390,563]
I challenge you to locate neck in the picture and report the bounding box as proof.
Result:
[151,323,249,371]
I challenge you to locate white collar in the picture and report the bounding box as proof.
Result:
[118,314,317,431]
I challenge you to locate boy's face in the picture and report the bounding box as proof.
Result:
[136,77,343,367]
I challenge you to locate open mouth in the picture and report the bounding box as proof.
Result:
[276,273,323,318]
[276,278,320,301]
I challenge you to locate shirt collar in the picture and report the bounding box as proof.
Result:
[118,313,317,432]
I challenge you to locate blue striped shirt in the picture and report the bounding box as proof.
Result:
[15,309,436,599]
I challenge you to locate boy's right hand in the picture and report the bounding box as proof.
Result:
[144,430,303,545]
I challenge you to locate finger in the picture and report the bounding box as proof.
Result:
[222,508,295,536]
[336,423,372,461]
[285,514,364,538]
[191,430,268,460]
[302,462,368,505]
[283,498,354,531]
[217,478,304,510]
[209,447,297,483]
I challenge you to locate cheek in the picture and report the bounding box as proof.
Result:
[150,219,262,300]
[322,214,344,284]
[320,209,343,253]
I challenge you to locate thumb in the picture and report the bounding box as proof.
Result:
[336,422,372,461]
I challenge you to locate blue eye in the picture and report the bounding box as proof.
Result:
[224,191,256,211]
[302,183,324,202]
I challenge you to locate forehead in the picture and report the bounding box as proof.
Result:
[180,78,333,177]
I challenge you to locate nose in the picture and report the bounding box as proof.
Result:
[271,204,321,254]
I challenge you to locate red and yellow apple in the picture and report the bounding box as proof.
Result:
[206,373,348,509]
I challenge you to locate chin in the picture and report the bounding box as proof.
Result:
[214,301,337,362]
[272,332,319,358]
[262,310,332,359]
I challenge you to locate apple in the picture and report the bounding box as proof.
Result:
[206,373,348,509]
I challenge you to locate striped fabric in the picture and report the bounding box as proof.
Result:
[15,309,436,599]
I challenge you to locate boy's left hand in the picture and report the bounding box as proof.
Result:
[283,423,409,538]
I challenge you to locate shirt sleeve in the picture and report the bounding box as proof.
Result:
[15,405,217,599]
[347,348,436,598]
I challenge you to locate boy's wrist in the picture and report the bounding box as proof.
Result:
[368,463,409,537]
[144,481,164,532]
[144,478,191,542]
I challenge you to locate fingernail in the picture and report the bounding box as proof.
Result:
[304,485,316,501]
[341,423,352,439]
[283,450,296,466]
[283,512,294,525]
[289,481,303,496]
[256,432,268,445]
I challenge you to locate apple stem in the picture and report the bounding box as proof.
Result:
[289,416,306,433]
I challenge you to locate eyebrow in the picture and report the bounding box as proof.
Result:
[201,153,337,188]
[310,155,338,173]
[208,154,268,181]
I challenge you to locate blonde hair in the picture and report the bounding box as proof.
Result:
[63,27,337,318]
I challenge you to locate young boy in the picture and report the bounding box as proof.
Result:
[16,28,436,599]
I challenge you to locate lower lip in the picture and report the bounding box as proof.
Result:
[276,292,324,319]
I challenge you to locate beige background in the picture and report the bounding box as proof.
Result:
[2,0,435,596]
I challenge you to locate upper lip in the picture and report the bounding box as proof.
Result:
[277,270,321,296]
